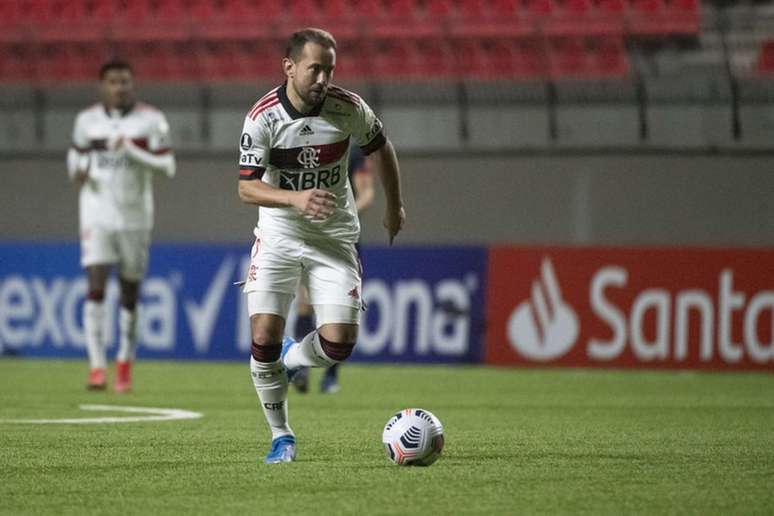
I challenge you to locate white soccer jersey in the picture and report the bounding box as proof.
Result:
[238,83,386,244]
[68,103,173,231]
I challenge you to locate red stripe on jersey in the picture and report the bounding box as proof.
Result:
[250,99,280,120]
[248,96,278,120]
[327,92,358,106]
[249,90,278,111]
[328,86,360,104]
[268,138,349,170]
[249,93,279,119]
[130,138,172,155]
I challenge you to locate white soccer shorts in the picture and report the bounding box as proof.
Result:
[80,227,150,281]
[243,230,362,326]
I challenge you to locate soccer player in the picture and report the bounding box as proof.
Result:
[238,28,405,463]
[292,144,375,394]
[67,60,176,392]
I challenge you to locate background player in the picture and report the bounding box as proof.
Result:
[67,60,176,392]
[238,28,405,463]
[292,144,375,394]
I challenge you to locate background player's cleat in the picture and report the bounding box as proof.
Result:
[320,364,340,394]
[114,361,132,393]
[264,435,296,464]
[280,335,300,382]
[320,374,340,394]
[86,368,106,390]
[291,366,309,394]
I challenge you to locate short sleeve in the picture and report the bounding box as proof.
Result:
[238,114,270,180]
[148,113,173,154]
[71,113,90,153]
[352,99,386,156]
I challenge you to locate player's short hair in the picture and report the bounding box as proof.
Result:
[99,59,133,80]
[285,28,337,61]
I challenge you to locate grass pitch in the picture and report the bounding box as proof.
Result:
[1,359,773,515]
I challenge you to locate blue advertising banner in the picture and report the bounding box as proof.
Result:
[0,243,487,364]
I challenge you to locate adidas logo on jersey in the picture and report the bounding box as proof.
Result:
[299,125,314,136]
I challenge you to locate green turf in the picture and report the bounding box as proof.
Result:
[1,359,773,515]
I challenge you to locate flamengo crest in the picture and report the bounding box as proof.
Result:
[297,147,321,169]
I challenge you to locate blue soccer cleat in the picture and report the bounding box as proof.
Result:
[264,435,296,464]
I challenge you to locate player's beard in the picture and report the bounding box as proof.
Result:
[303,85,326,107]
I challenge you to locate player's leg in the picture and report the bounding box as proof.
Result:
[84,264,111,389]
[243,231,301,463]
[81,227,118,390]
[114,277,140,392]
[249,303,296,464]
[321,363,340,394]
[114,229,150,393]
[283,240,361,372]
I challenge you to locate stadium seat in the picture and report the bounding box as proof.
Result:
[370,39,419,79]
[0,43,36,82]
[589,36,628,76]
[550,37,588,77]
[415,38,456,79]
[756,40,774,75]
[525,0,554,17]
[451,0,531,38]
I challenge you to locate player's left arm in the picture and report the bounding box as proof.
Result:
[122,113,176,177]
[369,140,405,244]
[353,98,405,244]
[352,161,375,213]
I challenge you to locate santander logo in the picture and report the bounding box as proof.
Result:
[507,258,579,361]
[500,252,774,367]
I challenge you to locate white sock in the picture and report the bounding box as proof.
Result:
[250,357,293,440]
[283,331,338,370]
[84,300,106,369]
[117,307,138,362]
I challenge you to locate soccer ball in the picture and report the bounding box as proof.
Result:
[382,408,444,466]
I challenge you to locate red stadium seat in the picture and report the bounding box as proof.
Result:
[756,40,774,75]
[351,0,382,18]
[550,37,588,77]
[0,43,36,81]
[426,0,454,18]
[370,39,419,79]
[451,0,531,38]
[589,36,628,76]
[525,0,554,17]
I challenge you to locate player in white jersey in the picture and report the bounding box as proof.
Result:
[66,60,176,392]
[238,28,405,464]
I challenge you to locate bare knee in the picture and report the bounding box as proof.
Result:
[250,314,285,345]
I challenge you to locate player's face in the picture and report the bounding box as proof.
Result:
[100,69,135,110]
[286,42,336,108]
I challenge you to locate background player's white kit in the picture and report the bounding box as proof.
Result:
[68,103,175,235]
[67,90,176,392]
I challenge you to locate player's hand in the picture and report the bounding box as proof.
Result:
[292,189,337,220]
[74,170,89,189]
[384,204,405,245]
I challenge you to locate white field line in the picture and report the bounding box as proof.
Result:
[0,404,203,424]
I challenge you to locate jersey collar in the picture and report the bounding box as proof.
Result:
[278,82,324,120]
[102,102,135,118]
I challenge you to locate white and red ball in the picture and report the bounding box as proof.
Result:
[382,408,444,466]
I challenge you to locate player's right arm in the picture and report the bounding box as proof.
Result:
[236,115,336,220]
[66,113,90,188]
